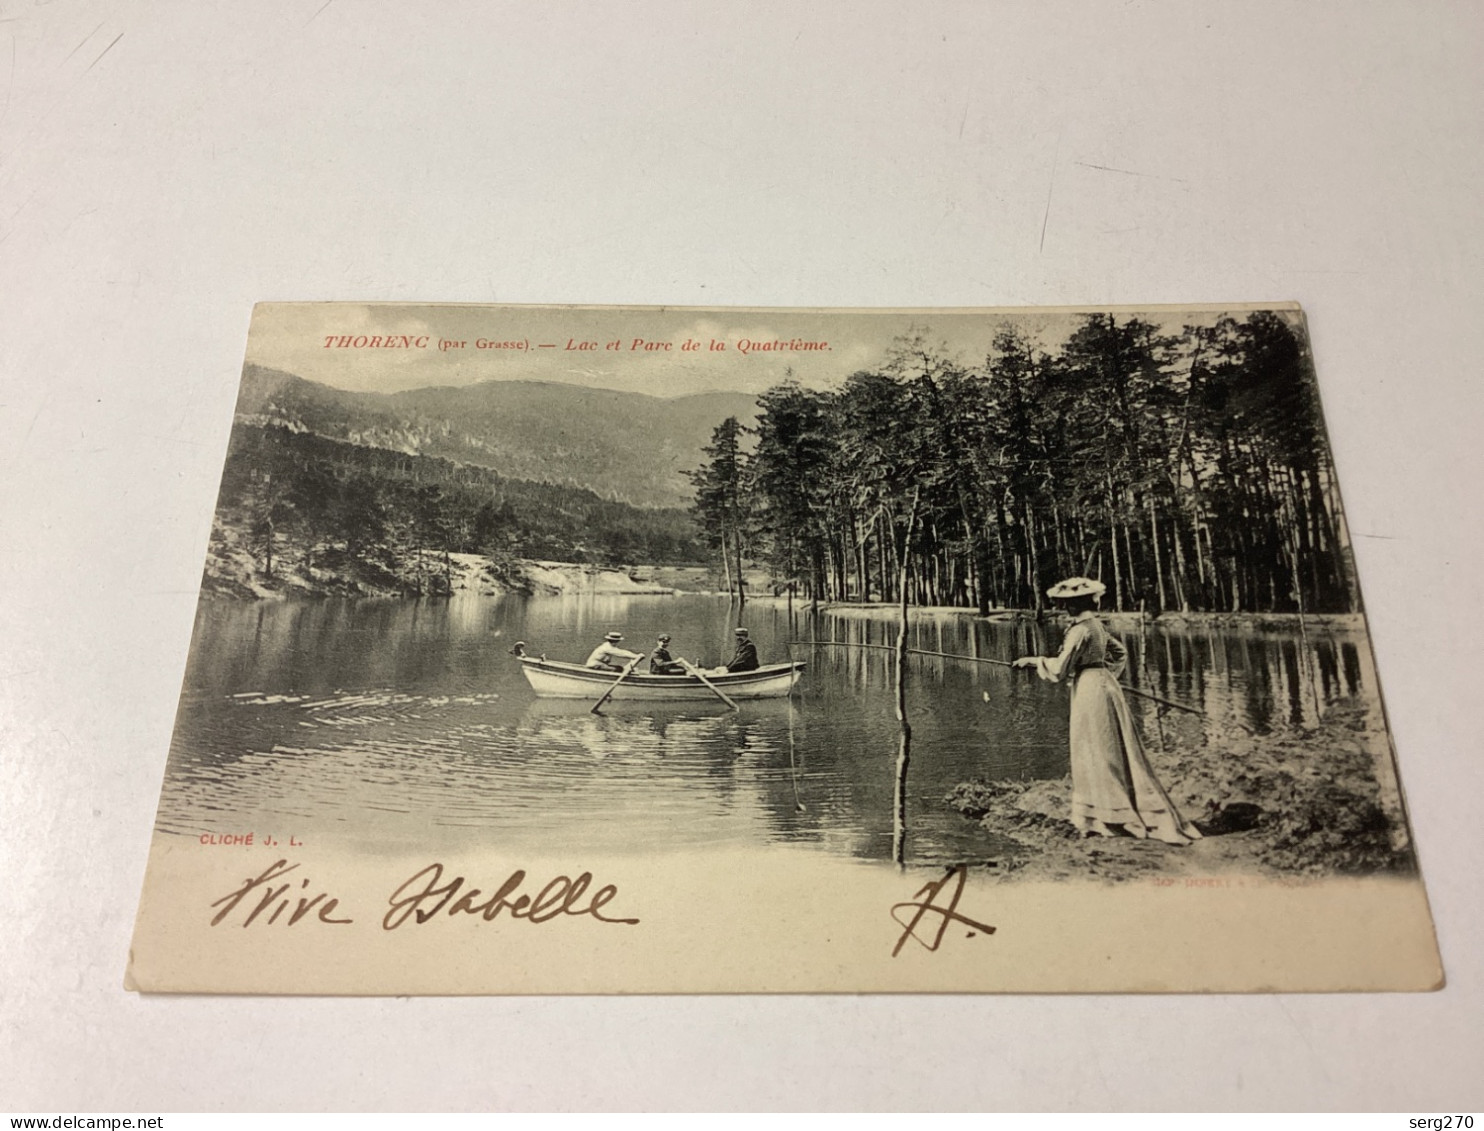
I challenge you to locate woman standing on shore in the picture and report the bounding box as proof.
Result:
[1013,577,1202,846]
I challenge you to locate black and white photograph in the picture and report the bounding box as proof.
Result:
[126,302,1440,995]
[5,0,1480,1112]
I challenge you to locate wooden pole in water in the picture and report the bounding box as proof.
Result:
[892,488,920,869]
[1137,616,1168,750]
[784,643,806,813]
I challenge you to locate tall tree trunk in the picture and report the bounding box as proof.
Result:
[1183,441,1212,604]
[1148,494,1168,613]
[992,511,1009,609]
[1122,518,1139,613]
[969,517,991,617]
[1024,501,1043,611]
[1167,491,1190,613]
[731,519,746,609]
[1104,467,1124,611]
[1051,497,1069,582]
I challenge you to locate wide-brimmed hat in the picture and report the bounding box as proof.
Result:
[604,632,624,642]
[734,627,750,636]
[1046,577,1106,600]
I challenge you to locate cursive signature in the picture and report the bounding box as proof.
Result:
[890,864,995,956]
[382,863,639,931]
[209,859,354,927]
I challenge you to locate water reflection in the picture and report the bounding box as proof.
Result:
[159,594,1382,864]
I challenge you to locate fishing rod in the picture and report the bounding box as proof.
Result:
[788,638,1238,726]
[794,639,1012,668]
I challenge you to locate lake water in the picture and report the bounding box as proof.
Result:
[158,593,1380,865]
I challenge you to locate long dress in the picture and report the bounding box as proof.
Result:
[1033,612,1202,845]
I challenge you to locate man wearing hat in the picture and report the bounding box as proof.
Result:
[649,634,685,675]
[724,627,759,673]
[584,631,643,672]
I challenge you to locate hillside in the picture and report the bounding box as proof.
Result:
[235,365,759,508]
[205,423,707,599]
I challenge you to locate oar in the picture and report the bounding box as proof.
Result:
[590,653,646,714]
[678,658,740,711]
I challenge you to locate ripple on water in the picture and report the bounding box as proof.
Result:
[158,595,1382,861]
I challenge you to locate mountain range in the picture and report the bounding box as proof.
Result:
[234,365,759,509]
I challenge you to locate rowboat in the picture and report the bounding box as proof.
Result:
[518,657,806,701]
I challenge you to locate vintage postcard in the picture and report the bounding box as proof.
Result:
[126,302,1441,994]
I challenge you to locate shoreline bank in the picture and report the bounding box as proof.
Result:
[201,538,1367,633]
[740,594,1366,630]
[200,532,695,600]
[945,696,1413,882]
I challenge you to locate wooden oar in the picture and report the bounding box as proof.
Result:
[678,658,740,711]
[590,653,646,714]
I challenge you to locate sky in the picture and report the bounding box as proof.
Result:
[244,302,1297,397]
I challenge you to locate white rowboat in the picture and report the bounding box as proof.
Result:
[519,657,805,701]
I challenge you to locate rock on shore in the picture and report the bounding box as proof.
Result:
[519,561,678,596]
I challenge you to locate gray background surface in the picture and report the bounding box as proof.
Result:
[2,0,1480,1111]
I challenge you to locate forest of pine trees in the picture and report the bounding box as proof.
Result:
[689,311,1357,615]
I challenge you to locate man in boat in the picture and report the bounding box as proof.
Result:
[584,632,644,672]
[649,634,686,675]
[725,627,760,672]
